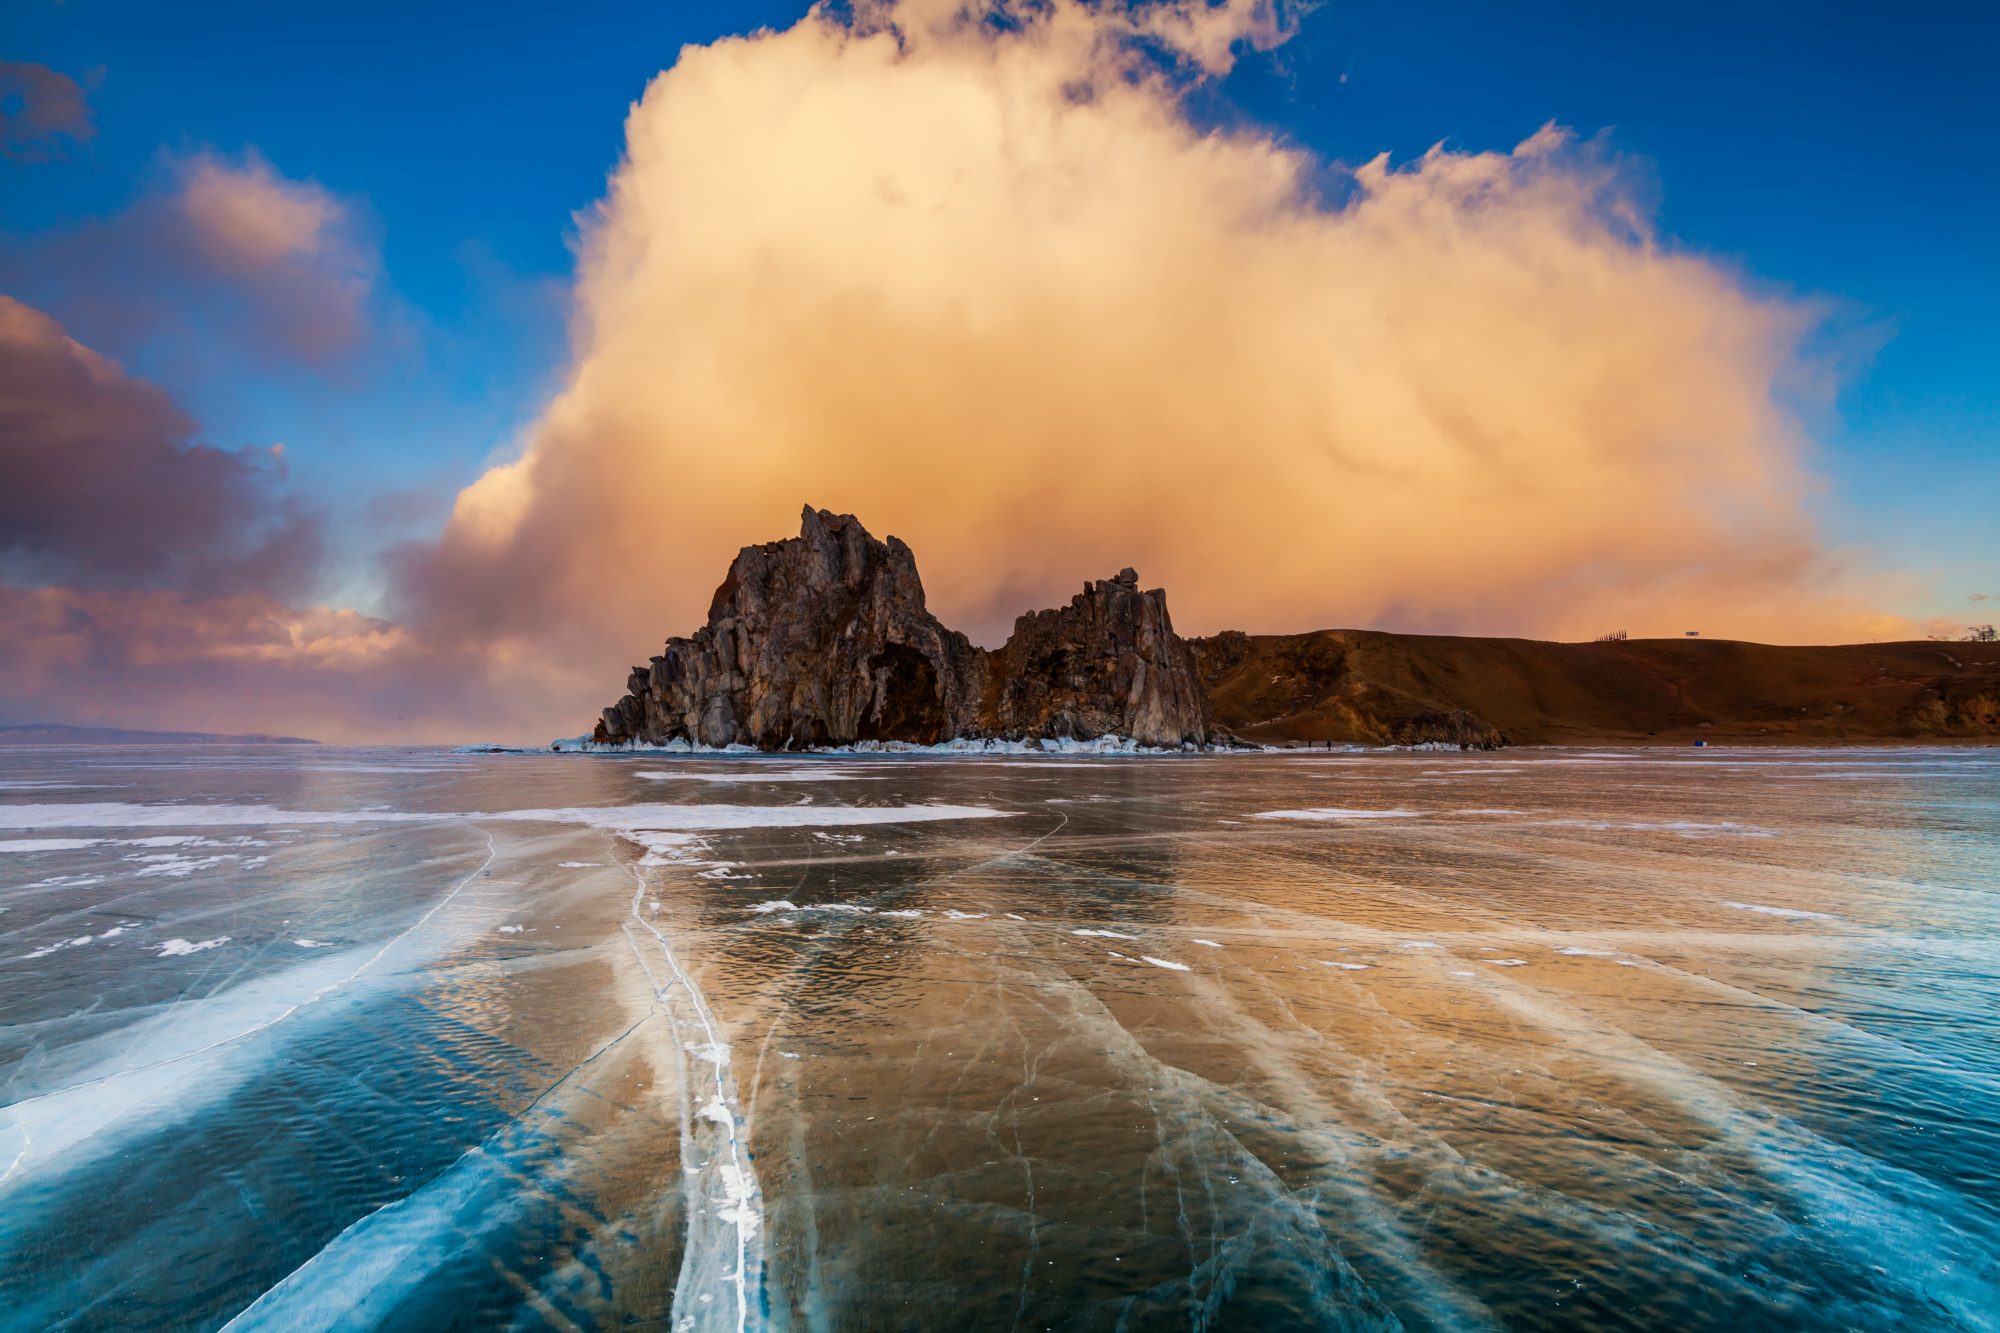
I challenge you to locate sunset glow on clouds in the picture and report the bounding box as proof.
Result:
[0,0,1983,741]
[404,2,1911,693]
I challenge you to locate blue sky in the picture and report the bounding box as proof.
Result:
[5,0,1996,618]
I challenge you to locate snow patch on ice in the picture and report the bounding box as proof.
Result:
[0,799,1009,838]
[1541,818,1778,838]
[22,934,96,960]
[636,769,869,783]
[155,936,231,957]
[1252,807,1422,821]
[1722,901,1841,922]
[0,838,101,853]
[21,874,101,889]
[124,851,248,878]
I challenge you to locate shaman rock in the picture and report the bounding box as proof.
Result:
[591,507,1211,749]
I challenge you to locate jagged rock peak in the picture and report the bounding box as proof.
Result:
[593,506,985,750]
[590,506,1211,750]
[986,567,1212,748]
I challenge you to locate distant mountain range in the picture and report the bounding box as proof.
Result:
[0,724,319,746]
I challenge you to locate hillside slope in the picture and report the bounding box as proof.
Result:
[1190,631,2000,746]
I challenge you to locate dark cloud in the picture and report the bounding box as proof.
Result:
[0,61,94,162]
[0,295,323,597]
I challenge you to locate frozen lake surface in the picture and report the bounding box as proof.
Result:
[2,745,1997,1330]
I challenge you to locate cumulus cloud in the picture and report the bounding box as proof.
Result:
[0,61,94,161]
[0,296,322,596]
[1,149,377,367]
[399,0,1913,739]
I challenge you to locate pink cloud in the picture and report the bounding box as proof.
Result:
[175,152,341,271]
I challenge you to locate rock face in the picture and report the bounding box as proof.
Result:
[982,569,1211,747]
[590,507,1212,749]
[595,507,985,749]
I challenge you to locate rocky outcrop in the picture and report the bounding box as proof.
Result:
[982,569,1210,747]
[590,507,1212,749]
[594,507,985,749]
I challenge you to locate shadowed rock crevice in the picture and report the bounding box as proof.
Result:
[590,506,1211,749]
[858,643,951,744]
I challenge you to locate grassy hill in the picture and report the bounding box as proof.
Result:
[1191,631,2000,746]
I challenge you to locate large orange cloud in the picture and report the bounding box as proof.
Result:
[396,0,1917,741]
